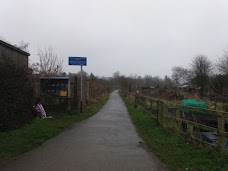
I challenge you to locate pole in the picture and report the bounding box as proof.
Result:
[80,65,83,113]
[74,77,77,110]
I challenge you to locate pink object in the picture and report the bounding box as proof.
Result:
[34,103,47,118]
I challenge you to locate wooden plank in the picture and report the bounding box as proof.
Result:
[181,119,218,132]
[218,115,225,150]
[178,106,227,117]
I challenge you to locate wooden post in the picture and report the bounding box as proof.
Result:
[86,79,90,105]
[156,100,159,121]
[163,104,168,128]
[158,101,164,125]
[134,94,138,108]
[89,79,92,101]
[175,107,182,134]
[218,114,225,151]
[68,98,71,110]
[157,101,160,123]
[187,122,193,138]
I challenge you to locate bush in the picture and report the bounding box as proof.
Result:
[0,57,35,131]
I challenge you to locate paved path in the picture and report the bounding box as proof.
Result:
[1,90,169,171]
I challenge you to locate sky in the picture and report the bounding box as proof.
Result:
[1,0,228,78]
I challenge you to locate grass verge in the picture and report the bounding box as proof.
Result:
[123,96,228,171]
[0,93,110,166]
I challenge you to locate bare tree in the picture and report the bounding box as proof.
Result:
[191,55,213,98]
[172,66,189,85]
[144,75,153,87]
[16,41,29,52]
[163,75,175,88]
[0,36,9,43]
[37,47,63,76]
[112,71,121,86]
[119,75,128,91]
[216,48,228,75]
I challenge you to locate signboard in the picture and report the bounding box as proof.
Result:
[69,57,87,66]
[68,56,87,112]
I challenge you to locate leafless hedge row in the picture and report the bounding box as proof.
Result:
[0,57,35,131]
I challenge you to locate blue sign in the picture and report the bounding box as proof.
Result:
[69,57,87,66]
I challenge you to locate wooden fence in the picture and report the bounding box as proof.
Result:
[123,91,228,151]
[41,97,76,112]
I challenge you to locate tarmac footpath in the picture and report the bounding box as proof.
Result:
[1,90,169,171]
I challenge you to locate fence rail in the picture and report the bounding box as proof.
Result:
[41,97,76,111]
[123,91,228,151]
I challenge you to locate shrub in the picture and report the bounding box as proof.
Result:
[0,57,35,131]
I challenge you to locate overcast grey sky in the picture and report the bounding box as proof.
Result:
[1,0,228,77]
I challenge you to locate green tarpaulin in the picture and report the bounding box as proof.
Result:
[181,99,207,115]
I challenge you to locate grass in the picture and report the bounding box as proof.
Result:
[123,97,228,171]
[0,93,110,166]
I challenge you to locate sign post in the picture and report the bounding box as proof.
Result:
[80,65,83,112]
[69,57,87,113]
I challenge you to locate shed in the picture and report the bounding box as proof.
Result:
[40,77,77,111]
[0,40,30,67]
[40,77,75,98]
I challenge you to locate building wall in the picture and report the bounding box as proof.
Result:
[0,44,28,67]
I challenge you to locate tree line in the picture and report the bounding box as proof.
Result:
[112,50,228,99]
[172,51,228,98]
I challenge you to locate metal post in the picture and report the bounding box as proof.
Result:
[74,77,77,110]
[69,56,86,112]
[80,65,83,113]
